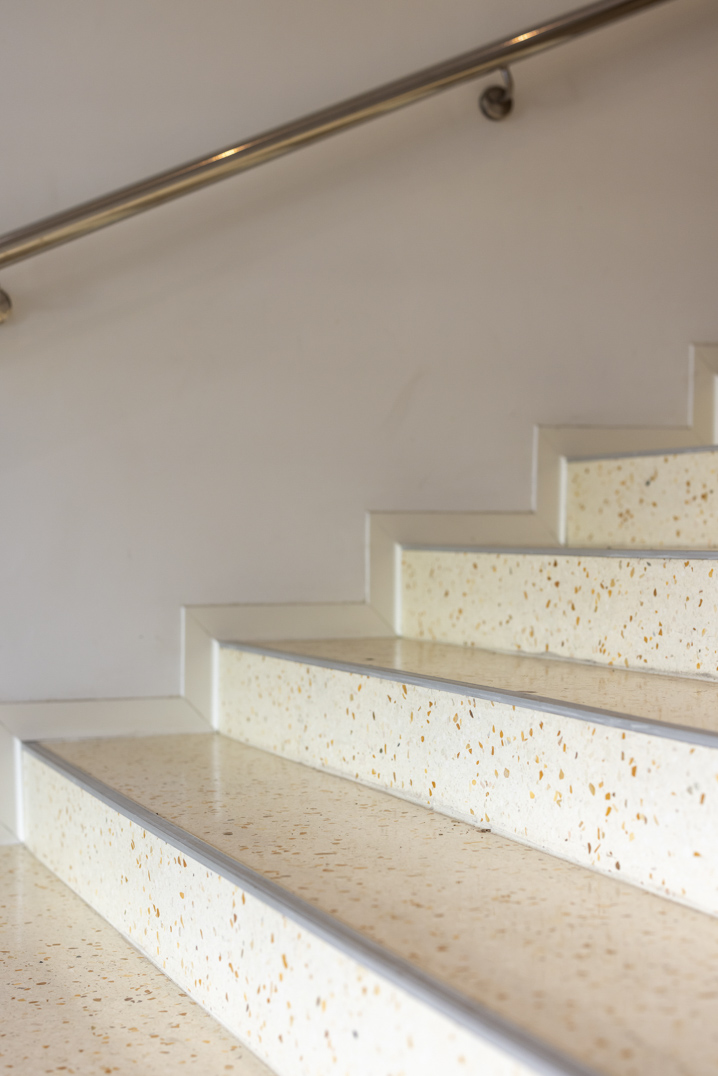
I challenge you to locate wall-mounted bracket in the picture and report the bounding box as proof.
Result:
[0,289,11,323]
[479,67,514,121]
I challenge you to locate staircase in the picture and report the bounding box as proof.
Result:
[3,439,718,1075]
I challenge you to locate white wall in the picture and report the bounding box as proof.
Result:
[0,0,716,701]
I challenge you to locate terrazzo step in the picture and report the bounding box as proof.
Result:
[567,446,718,548]
[22,733,718,1076]
[401,545,718,679]
[219,637,718,913]
[0,844,270,1075]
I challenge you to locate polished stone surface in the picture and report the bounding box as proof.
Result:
[0,844,268,1074]
[25,752,532,1076]
[219,641,718,912]
[402,549,718,679]
[240,636,718,732]
[568,450,718,548]
[36,733,718,1076]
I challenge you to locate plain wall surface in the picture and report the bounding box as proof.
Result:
[0,0,717,701]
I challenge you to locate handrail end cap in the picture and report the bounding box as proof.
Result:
[0,288,12,323]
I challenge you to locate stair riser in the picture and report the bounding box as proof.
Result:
[567,451,718,549]
[22,753,539,1076]
[402,551,718,678]
[220,648,718,915]
[1,846,264,1073]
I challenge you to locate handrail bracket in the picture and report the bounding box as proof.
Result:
[0,0,677,318]
[479,68,515,122]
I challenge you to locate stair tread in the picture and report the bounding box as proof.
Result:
[38,732,718,1076]
[0,844,270,1075]
[236,636,718,738]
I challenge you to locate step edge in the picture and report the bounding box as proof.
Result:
[567,443,718,464]
[220,642,718,749]
[24,739,598,1076]
[401,545,718,558]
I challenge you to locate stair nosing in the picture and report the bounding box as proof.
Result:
[567,444,718,463]
[222,641,718,749]
[25,738,598,1076]
[401,545,718,558]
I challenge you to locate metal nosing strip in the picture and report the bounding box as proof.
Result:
[222,642,718,750]
[400,545,718,558]
[567,444,718,463]
[24,739,598,1076]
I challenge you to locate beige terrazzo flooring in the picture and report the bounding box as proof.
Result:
[567,450,718,548]
[24,757,534,1076]
[401,549,718,678]
[218,642,718,909]
[243,636,718,733]
[0,844,269,1075]
[43,733,718,1076]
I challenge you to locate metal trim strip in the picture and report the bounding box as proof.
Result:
[400,546,718,558]
[24,739,597,1076]
[223,641,718,749]
[567,444,718,463]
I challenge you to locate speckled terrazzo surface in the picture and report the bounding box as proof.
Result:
[402,550,718,678]
[0,845,268,1075]
[568,451,718,548]
[24,754,536,1076]
[35,733,718,1076]
[236,637,718,733]
[219,645,718,912]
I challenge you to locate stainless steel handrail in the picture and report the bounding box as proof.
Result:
[0,0,673,274]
